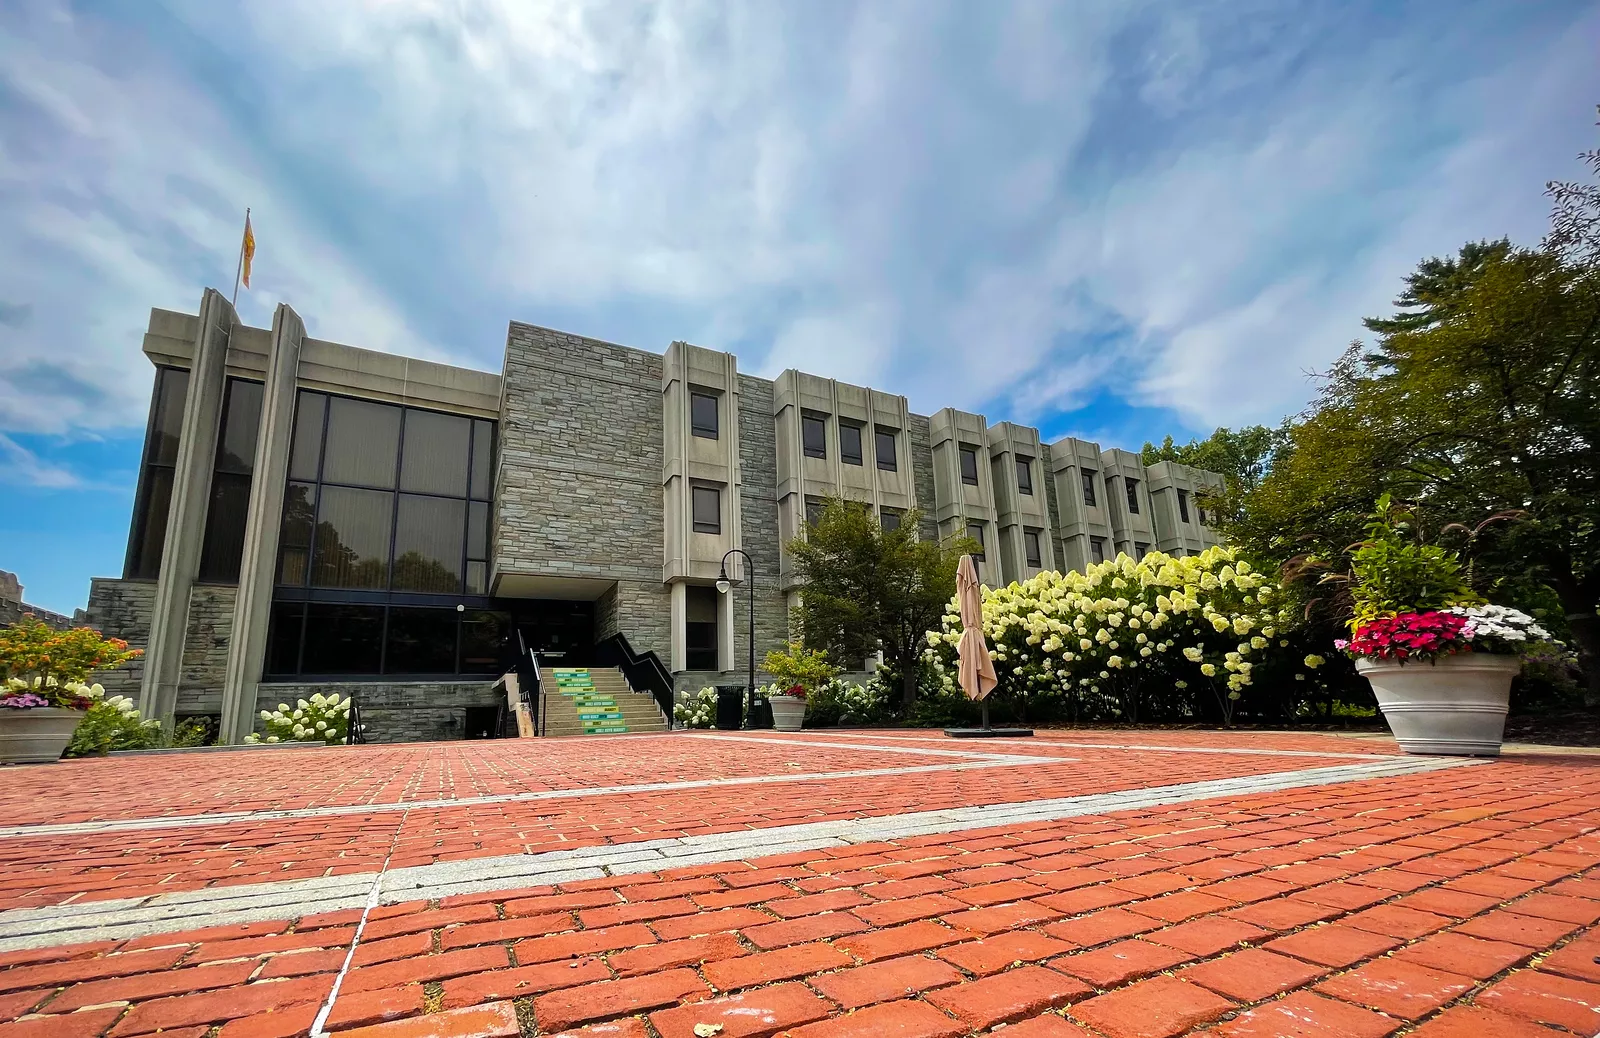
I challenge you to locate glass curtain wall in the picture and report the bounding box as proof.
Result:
[125,367,191,578]
[266,390,506,678]
[198,378,265,581]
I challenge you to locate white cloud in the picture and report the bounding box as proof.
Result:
[0,433,83,489]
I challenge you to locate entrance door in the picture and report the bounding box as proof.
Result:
[511,599,596,665]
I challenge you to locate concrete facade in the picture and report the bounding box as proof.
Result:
[81,287,1223,744]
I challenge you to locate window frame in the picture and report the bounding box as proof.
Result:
[691,484,722,535]
[1125,477,1141,515]
[1177,488,1191,524]
[959,446,980,487]
[125,366,191,580]
[690,391,719,440]
[839,421,864,465]
[1090,537,1106,564]
[1024,528,1043,568]
[1081,469,1097,508]
[966,520,986,561]
[1016,455,1034,495]
[801,414,827,459]
[875,427,898,472]
[880,510,901,533]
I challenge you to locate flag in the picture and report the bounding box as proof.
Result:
[241,214,255,290]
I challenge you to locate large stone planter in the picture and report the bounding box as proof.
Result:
[1357,654,1521,756]
[770,696,806,732]
[0,707,84,765]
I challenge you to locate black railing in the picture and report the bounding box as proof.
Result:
[594,632,675,728]
[345,696,368,745]
[515,630,543,737]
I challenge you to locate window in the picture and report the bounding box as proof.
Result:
[300,603,384,675]
[1016,456,1033,495]
[880,510,901,533]
[276,392,494,596]
[685,585,718,670]
[127,367,191,579]
[1177,489,1191,524]
[692,485,721,534]
[385,607,459,674]
[959,446,980,486]
[1136,541,1151,557]
[802,414,826,459]
[265,602,510,678]
[1024,529,1043,568]
[1125,477,1141,514]
[1197,505,1209,526]
[690,392,718,439]
[839,422,863,465]
[875,427,898,471]
[199,378,264,582]
[966,521,986,561]
[1091,537,1106,564]
[805,497,823,529]
[1081,469,1097,508]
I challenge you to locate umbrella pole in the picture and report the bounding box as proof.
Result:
[982,699,990,731]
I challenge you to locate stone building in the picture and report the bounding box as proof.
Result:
[84,288,1222,743]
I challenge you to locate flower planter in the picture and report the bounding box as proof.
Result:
[770,696,806,732]
[1357,654,1521,756]
[0,707,85,765]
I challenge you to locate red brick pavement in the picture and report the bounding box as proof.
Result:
[0,732,1394,910]
[2,741,1599,1036]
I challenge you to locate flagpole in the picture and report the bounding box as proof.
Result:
[231,207,250,307]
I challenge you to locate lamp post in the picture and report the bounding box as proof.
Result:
[716,548,756,730]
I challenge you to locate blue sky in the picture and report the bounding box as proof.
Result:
[2,0,1598,614]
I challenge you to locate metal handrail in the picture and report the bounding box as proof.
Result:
[345,697,368,745]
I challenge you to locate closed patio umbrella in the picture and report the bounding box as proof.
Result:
[956,554,998,729]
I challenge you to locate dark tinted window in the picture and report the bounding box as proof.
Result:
[1081,469,1097,507]
[264,601,304,676]
[1025,529,1043,568]
[1125,477,1140,514]
[289,392,325,481]
[875,428,897,471]
[1137,541,1150,556]
[401,409,470,497]
[1177,489,1191,523]
[461,611,510,673]
[322,396,400,488]
[960,446,979,486]
[392,495,465,592]
[1016,456,1033,495]
[126,367,190,578]
[470,420,494,500]
[692,485,721,534]
[385,607,458,674]
[691,392,718,439]
[802,415,826,459]
[301,603,384,674]
[880,510,901,533]
[277,483,316,585]
[839,423,863,465]
[216,380,263,474]
[1091,538,1106,563]
[311,486,392,589]
[199,379,265,583]
[966,521,985,560]
[805,497,823,528]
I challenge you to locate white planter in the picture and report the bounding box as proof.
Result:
[1357,653,1521,756]
[770,696,806,732]
[0,707,85,765]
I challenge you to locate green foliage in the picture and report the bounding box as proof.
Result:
[1344,495,1479,625]
[0,616,142,695]
[246,694,350,744]
[802,677,892,728]
[763,641,839,693]
[1141,424,1290,524]
[64,696,161,757]
[788,497,976,709]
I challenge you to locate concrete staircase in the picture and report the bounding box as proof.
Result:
[540,667,668,737]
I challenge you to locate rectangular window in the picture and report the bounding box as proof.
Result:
[264,601,305,676]
[875,427,898,471]
[1197,505,1208,526]
[311,485,393,589]
[126,367,191,579]
[692,485,721,534]
[384,607,458,674]
[1016,456,1034,495]
[685,585,718,670]
[288,392,326,482]
[300,603,385,675]
[322,396,401,489]
[401,409,471,497]
[1091,537,1106,564]
[880,510,901,533]
[1136,541,1151,557]
[805,497,823,529]
[690,392,719,439]
[1177,489,1191,524]
[1125,477,1141,514]
[802,414,826,459]
[1081,469,1097,507]
[966,521,986,561]
[470,419,494,501]
[960,446,980,486]
[392,495,466,592]
[460,611,510,673]
[1024,529,1043,568]
[199,379,264,583]
[839,422,863,465]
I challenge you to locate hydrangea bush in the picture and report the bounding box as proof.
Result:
[924,547,1313,725]
[802,677,892,727]
[65,695,162,756]
[674,686,718,729]
[245,693,350,744]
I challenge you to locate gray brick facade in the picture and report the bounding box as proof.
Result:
[256,681,499,743]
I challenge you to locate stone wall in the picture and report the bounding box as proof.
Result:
[82,578,157,699]
[178,585,235,714]
[735,374,793,669]
[256,681,500,743]
[907,414,940,542]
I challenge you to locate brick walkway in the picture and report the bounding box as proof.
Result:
[2,730,1598,1037]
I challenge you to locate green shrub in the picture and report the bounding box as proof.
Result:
[64,696,161,757]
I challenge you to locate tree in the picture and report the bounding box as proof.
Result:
[787,497,976,710]
[1142,424,1291,527]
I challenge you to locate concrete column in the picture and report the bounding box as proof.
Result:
[669,581,687,672]
[219,304,304,743]
[139,289,236,725]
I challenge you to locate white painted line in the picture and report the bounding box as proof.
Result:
[0,755,1479,953]
[753,730,1393,760]
[309,815,402,1038]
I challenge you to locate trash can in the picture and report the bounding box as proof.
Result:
[746,689,773,730]
[715,685,746,730]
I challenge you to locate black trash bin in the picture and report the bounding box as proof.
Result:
[714,685,746,730]
[746,689,773,730]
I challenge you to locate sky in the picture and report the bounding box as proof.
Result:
[1,0,1598,615]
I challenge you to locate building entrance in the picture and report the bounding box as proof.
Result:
[510,599,596,665]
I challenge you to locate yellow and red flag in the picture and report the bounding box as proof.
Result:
[241,214,255,289]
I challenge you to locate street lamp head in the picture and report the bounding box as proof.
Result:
[715,568,731,595]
